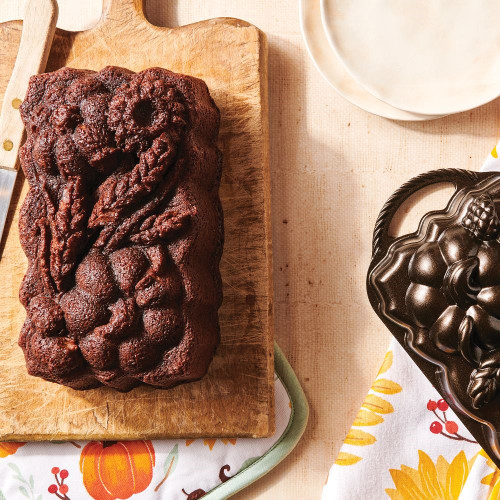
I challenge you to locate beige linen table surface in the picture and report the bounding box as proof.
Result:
[3,1,500,498]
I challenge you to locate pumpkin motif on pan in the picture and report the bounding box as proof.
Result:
[405,193,500,408]
[80,440,155,499]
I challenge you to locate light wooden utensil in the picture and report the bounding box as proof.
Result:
[0,0,273,440]
[0,0,58,247]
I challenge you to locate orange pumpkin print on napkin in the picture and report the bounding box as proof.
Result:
[80,440,155,499]
[0,442,25,457]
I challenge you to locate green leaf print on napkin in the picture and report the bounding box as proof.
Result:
[155,444,179,492]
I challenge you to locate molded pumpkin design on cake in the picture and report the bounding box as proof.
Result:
[0,441,25,457]
[80,440,155,499]
[405,193,500,408]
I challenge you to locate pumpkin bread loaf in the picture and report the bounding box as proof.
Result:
[18,66,223,391]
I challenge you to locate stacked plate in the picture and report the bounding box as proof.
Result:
[300,0,500,121]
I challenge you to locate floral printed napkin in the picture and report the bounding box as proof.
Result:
[0,369,294,500]
[323,142,500,500]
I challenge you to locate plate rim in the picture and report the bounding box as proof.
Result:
[299,0,442,121]
[319,0,500,116]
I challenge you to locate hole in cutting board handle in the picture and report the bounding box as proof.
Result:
[388,182,455,238]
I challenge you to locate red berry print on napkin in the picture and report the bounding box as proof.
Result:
[48,467,71,500]
[426,399,476,443]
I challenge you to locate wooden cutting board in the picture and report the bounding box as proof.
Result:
[0,0,274,440]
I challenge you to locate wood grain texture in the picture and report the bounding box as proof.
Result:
[0,0,274,440]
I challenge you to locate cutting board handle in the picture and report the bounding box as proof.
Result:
[102,0,146,25]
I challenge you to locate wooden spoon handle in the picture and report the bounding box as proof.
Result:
[0,0,58,171]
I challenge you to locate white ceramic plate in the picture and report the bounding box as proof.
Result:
[320,0,500,116]
[299,0,442,121]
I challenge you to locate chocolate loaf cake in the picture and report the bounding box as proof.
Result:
[18,66,223,391]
